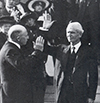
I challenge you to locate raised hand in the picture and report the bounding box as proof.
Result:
[34,36,45,51]
[10,7,20,22]
[40,11,55,31]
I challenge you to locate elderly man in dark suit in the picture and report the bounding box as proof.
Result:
[35,22,98,103]
[0,24,46,103]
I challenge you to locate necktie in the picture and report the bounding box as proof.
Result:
[69,47,76,84]
[71,47,76,59]
[68,46,76,71]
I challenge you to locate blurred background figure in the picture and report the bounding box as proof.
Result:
[0,0,9,17]
[5,0,15,13]
[0,15,15,90]
[27,0,51,17]
[5,0,29,22]
[76,0,100,63]
[20,12,38,38]
[26,0,51,29]
[19,12,39,56]
[0,16,15,49]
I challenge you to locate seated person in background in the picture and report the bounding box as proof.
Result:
[0,24,47,103]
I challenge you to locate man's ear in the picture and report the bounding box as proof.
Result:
[17,35,20,41]
[79,35,82,38]
[79,32,82,38]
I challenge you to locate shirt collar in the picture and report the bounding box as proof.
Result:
[8,39,21,49]
[71,42,81,53]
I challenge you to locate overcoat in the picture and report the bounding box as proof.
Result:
[0,41,46,103]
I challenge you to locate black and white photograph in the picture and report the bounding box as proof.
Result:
[0,0,100,103]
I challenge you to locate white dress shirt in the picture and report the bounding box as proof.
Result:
[71,42,81,53]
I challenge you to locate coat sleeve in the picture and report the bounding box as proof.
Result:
[5,48,45,73]
[44,44,69,60]
[87,50,98,100]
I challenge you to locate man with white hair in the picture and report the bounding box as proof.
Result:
[35,22,98,103]
[57,22,98,103]
[0,24,46,103]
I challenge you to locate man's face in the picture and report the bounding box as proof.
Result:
[19,31,29,45]
[6,0,15,8]
[66,28,81,45]
[25,18,36,27]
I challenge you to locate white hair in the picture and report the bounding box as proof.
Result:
[66,22,84,34]
[8,24,27,41]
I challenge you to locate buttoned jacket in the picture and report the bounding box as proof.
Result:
[45,44,98,102]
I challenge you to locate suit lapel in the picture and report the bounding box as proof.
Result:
[61,46,70,71]
[74,45,87,72]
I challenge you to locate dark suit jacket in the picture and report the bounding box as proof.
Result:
[45,44,98,103]
[0,32,7,50]
[0,41,46,103]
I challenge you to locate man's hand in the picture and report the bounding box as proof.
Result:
[39,11,55,31]
[88,98,94,103]
[11,7,20,22]
[34,36,44,51]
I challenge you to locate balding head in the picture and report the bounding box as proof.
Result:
[8,24,27,36]
[8,24,29,45]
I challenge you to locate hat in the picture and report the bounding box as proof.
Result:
[66,22,84,34]
[0,15,15,25]
[8,24,27,38]
[27,0,50,12]
[20,12,37,23]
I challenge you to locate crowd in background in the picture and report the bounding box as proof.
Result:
[0,0,100,59]
[0,0,99,103]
